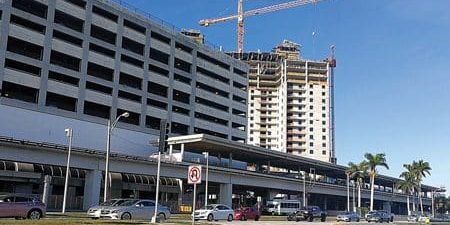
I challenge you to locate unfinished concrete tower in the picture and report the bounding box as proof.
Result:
[230,40,336,163]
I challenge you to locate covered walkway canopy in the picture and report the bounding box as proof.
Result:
[168,134,438,192]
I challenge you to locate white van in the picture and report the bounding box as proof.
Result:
[266,199,302,215]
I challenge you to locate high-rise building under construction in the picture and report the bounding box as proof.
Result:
[230,40,336,163]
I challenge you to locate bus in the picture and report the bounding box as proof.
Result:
[265,199,302,215]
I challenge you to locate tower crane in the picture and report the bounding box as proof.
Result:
[199,0,325,53]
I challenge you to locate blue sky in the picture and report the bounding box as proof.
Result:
[122,0,450,192]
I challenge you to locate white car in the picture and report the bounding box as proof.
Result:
[87,199,130,219]
[99,199,171,221]
[193,204,234,222]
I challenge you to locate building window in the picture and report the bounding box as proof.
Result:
[309,105,313,110]
[322,99,326,103]
[90,25,116,45]
[309,113,313,117]
[322,106,326,110]
[309,98,313,102]
[92,6,118,22]
[322,143,326,147]
[45,92,77,112]
[7,37,43,60]
[322,128,326,132]
[149,48,169,65]
[322,136,326,140]
[309,150,314,154]
[322,92,326,96]
[145,116,161,130]
[12,0,47,19]
[147,81,167,97]
[1,81,39,103]
[117,109,140,125]
[122,37,144,55]
[322,121,326,125]
[309,91,313,95]
[123,19,146,34]
[309,120,313,125]
[322,113,326,118]
[50,50,81,71]
[322,150,326,155]
[309,135,314,140]
[309,127,313,132]
[54,10,84,32]
[84,101,110,119]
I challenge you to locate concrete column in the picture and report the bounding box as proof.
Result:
[219,183,233,207]
[383,201,392,212]
[83,170,102,210]
[42,175,52,205]
[177,179,183,212]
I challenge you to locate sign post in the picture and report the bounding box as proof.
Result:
[188,165,202,225]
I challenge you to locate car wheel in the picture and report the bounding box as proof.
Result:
[28,209,42,220]
[240,215,246,221]
[207,214,214,222]
[228,214,234,222]
[308,216,314,222]
[255,215,260,221]
[157,213,166,222]
[121,212,132,220]
[357,218,360,222]
[321,215,326,222]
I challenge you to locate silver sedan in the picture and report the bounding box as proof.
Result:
[99,199,171,221]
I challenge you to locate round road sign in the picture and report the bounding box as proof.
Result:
[188,165,202,184]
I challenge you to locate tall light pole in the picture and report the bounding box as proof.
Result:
[346,172,350,212]
[203,152,209,208]
[103,112,129,202]
[62,128,73,214]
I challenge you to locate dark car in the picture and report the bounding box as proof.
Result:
[287,206,326,222]
[365,211,390,223]
[234,207,261,221]
[0,194,46,220]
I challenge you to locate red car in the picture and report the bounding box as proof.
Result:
[234,207,261,221]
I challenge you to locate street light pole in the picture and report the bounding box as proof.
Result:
[346,173,350,212]
[203,152,209,208]
[62,128,73,214]
[103,112,129,202]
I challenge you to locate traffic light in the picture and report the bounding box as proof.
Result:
[158,119,170,153]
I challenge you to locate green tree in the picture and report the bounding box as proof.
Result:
[347,161,368,210]
[398,170,418,215]
[364,153,389,211]
[409,160,431,214]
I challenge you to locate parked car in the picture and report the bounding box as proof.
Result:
[0,194,46,220]
[99,199,171,221]
[193,204,234,222]
[407,213,419,222]
[336,211,360,222]
[234,207,261,221]
[87,198,130,219]
[287,206,327,222]
[365,211,391,223]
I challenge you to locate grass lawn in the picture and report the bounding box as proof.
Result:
[0,213,215,225]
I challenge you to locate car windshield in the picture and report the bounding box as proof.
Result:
[99,200,117,206]
[206,205,215,210]
[119,200,139,206]
[343,212,353,215]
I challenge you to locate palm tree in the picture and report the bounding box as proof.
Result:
[398,170,418,216]
[365,153,389,211]
[410,160,431,214]
[347,161,368,210]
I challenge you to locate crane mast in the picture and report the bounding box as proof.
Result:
[199,0,323,53]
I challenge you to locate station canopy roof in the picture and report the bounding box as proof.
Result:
[168,134,438,192]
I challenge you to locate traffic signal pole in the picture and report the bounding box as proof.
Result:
[151,119,169,223]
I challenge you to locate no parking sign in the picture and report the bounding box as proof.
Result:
[188,165,202,184]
